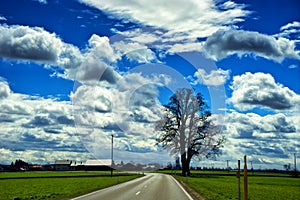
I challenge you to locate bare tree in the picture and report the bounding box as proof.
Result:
[156,88,225,176]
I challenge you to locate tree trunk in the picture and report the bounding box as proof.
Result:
[181,154,191,176]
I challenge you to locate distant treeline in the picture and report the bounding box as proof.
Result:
[0,159,54,172]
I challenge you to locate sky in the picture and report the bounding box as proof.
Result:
[0,0,299,170]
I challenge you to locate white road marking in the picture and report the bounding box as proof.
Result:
[135,191,141,196]
[170,175,194,200]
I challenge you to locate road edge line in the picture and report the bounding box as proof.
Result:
[71,174,151,200]
[170,175,194,200]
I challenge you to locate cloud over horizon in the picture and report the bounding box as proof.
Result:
[0,76,166,164]
[0,79,92,164]
[223,111,299,166]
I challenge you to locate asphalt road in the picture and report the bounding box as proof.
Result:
[72,173,193,200]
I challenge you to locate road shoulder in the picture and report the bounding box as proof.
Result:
[172,175,205,200]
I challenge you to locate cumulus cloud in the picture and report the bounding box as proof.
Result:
[226,112,297,138]
[112,41,158,63]
[0,25,82,65]
[193,68,230,86]
[204,29,300,62]
[0,81,11,99]
[222,111,299,168]
[0,24,98,83]
[0,25,162,84]
[0,81,92,164]
[229,72,300,110]
[0,25,118,83]
[71,72,166,162]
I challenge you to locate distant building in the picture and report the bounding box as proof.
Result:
[54,160,72,171]
[84,159,112,171]
[70,161,84,171]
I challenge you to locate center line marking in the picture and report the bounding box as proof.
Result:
[136,191,141,196]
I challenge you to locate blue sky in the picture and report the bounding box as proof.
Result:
[0,0,299,169]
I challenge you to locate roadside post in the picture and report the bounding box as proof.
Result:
[185,171,188,183]
[111,134,114,177]
[244,155,248,200]
[116,171,119,183]
[237,160,241,200]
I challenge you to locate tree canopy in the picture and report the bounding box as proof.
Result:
[156,88,225,175]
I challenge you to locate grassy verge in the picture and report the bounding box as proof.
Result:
[0,172,142,200]
[158,169,292,177]
[175,174,300,200]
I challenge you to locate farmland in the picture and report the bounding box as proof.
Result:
[173,171,300,200]
[0,171,142,200]
[1,170,299,200]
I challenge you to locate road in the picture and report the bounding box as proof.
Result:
[72,173,193,200]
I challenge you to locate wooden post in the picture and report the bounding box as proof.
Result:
[244,155,248,200]
[237,160,241,200]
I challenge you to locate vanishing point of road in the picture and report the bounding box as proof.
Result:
[72,173,193,200]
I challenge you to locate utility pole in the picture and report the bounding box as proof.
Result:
[111,134,114,177]
[293,153,297,175]
[226,160,230,172]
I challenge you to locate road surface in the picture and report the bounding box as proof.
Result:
[72,173,193,200]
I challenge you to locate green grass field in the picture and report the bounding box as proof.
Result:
[175,173,300,200]
[0,171,112,179]
[1,170,299,200]
[0,171,142,200]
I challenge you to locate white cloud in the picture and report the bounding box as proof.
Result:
[288,64,298,69]
[229,72,300,110]
[112,41,158,63]
[79,0,300,62]
[0,24,83,69]
[222,111,299,168]
[193,68,230,86]
[33,0,47,4]
[55,34,120,84]
[80,0,249,40]
[71,72,167,163]
[0,81,11,99]
[0,80,93,164]
[274,21,300,43]
[0,16,7,21]
[204,29,300,62]
[0,25,163,84]
[87,34,118,63]
[168,42,203,54]
[280,21,300,31]
[0,25,120,84]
